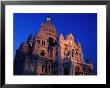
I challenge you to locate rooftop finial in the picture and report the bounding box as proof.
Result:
[47,16,51,21]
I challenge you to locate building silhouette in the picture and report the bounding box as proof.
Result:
[14,17,93,75]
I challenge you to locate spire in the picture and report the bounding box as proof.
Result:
[19,43,23,49]
[27,33,32,43]
[60,34,64,40]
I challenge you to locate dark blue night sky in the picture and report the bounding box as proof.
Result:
[14,13,97,75]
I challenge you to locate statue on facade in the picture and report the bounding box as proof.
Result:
[64,46,72,59]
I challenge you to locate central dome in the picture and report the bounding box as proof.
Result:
[39,16,57,37]
[35,16,58,43]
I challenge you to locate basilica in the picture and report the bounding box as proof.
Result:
[14,17,93,75]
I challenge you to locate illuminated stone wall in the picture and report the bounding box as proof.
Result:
[14,17,93,75]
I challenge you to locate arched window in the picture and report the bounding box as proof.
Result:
[44,41,45,45]
[76,50,78,55]
[42,40,43,45]
[42,40,45,45]
[37,40,40,44]
[40,50,45,56]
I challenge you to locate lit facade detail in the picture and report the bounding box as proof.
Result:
[14,17,93,75]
